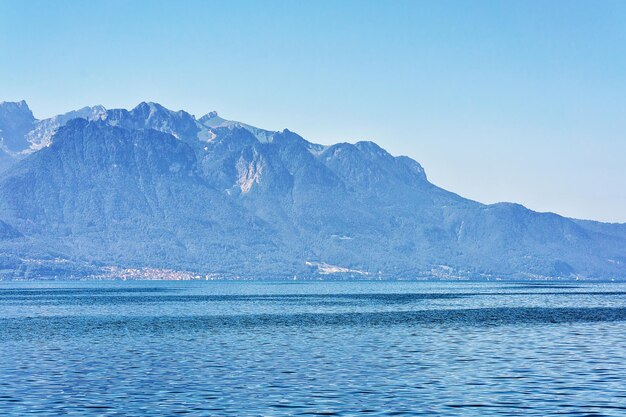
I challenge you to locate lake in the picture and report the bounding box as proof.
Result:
[1,280,626,416]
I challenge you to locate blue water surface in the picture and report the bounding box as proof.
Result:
[1,280,626,416]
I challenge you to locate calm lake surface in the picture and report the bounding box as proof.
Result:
[1,280,626,416]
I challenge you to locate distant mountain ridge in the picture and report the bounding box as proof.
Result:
[0,101,274,161]
[0,100,624,280]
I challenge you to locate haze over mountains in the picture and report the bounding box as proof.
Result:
[0,100,624,280]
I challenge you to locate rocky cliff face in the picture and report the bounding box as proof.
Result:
[0,100,36,154]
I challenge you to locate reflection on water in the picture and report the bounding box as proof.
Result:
[1,280,626,416]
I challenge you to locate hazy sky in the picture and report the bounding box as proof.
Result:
[1,0,625,222]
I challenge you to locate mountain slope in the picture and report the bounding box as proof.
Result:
[0,102,624,280]
[0,119,288,277]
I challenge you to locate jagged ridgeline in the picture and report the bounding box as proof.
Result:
[0,101,625,280]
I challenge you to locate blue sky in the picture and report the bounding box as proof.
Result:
[1,0,625,222]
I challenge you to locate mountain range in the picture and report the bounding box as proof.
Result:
[0,100,624,280]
